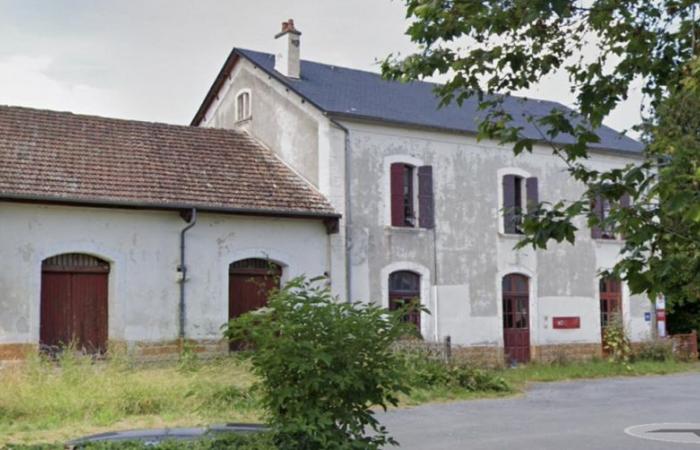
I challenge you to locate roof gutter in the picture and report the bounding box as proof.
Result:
[0,193,340,221]
[325,112,645,159]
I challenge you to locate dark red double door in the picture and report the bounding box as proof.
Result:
[228,259,281,349]
[503,274,530,364]
[40,254,109,354]
[600,277,622,350]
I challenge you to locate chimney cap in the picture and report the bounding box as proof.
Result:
[275,18,302,38]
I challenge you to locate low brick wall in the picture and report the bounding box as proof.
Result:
[0,343,37,362]
[451,345,505,368]
[130,339,229,362]
[532,343,602,363]
[0,339,229,364]
[392,338,603,368]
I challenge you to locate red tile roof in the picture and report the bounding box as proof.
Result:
[0,105,337,218]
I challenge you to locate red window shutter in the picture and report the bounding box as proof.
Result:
[390,163,405,226]
[503,175,517,233]
[418,166,435,229]
[591,194,604,239]
[526,177,538,212]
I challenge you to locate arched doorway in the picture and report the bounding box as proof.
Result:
[502,273,530,364]
[228,258,282,322]
[40,253,110,354]
[599,276,622,345]
[388,270,421,330]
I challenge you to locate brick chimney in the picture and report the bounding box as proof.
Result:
[274,19,301,79]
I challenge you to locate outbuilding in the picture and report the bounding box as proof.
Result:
[0,105,339,361]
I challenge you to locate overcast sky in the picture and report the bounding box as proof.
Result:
[0,0,641,133]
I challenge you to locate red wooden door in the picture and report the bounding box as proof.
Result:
[228,259,281,315]
[40,254,109,355]
[503,274,530,364]
[600,277,622,343]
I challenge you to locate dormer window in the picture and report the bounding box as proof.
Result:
[236,90,251,122]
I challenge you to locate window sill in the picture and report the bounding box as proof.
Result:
[385,226,429,233]
[593,237,625,244]
[235,117,252,125]
[498,232,525,239]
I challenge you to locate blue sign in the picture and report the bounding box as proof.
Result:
[644,312,652,322]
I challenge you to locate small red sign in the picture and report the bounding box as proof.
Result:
[553,317,581,329]
[656,310,666,321]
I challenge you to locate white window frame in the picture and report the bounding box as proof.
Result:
[497,167,532,236]
[235,89,252,122]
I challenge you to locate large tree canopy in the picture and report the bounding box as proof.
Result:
[382,0,700,309]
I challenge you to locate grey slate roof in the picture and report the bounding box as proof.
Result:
[197,48,642,154]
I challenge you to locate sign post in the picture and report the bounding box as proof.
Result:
[656,295,667,338]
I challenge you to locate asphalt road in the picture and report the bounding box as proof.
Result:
[378,372,700,449]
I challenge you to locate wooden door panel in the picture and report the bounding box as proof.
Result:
[229,273,280,319]
[41,267,108,354]
[40,272,73,349]
[502,274,530,364]
[72,273,108,353]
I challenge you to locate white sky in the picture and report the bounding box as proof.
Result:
[0,0,642,133]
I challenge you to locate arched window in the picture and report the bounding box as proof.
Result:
[236,90,251,121]
[502,273,530,364]
[388,270,421,328]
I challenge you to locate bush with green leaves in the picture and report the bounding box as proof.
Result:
[224,276,415,450]
[602,315,632,367]
[402,355,511,393]
[633,338,675,363]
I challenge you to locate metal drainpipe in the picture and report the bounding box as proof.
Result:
[178,208,197,341]
[325,114,352,303]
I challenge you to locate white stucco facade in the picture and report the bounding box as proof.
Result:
[0,202,330,349]
[198,53,655,360]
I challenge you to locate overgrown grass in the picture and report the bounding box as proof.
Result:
[1,351,698,447]
[0,351,260,446]
[497,358,700,388]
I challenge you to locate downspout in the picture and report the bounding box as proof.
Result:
[433,225,440,342]
[326,115,352,303]
[178,208,197,341]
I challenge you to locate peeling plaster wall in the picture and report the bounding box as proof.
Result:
[204,60,320,188]
[0,202,328,346]
[340,120,653,346]
[199,59,348,300]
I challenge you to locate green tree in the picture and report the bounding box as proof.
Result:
[224,276,413,450]
[382,0,700,311]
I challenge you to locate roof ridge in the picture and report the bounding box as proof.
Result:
[235,48,568,108]
[0,104,250,138]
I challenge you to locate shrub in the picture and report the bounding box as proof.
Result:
[602,314,632,367]
[224,276,414,450]
[633,338,675,362]
[403,356,511,393]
